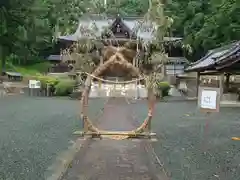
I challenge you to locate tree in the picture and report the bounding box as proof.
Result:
[165,0,240,60]
[2,0,239,74]
[140,0,172,97]
[0,0,32,72]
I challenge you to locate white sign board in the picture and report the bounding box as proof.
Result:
[198,87,220,113]
[29,80,41,89]
[200,90,217,109]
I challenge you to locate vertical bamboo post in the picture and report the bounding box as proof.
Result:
[135,78,138,99]
[100,56,103,65]
[196,72,200,97]
[148,117,152,133]
[98,78,102,97]
[225,73,230,92]
[98,78,102,89]
[81,75,92,133]
[113,77,116,94]
[136,37,139,68]
[147,88,155,133]
[219,73,224,100]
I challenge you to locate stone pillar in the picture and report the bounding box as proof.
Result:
[225,73,230,92]
[219,73,224,100]
[196,72,200,97]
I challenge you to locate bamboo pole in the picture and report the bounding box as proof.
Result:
[73,131,156,136]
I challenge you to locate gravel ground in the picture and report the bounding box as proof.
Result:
[132,100,240,180]
[60,98,167,180]
[0,96,239,180]
[0,96,105,180]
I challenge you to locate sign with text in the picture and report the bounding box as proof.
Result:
[198,87,220,113]
[29,80,41,89]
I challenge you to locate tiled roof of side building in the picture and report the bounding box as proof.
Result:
[185,41,240,72]
[167,57,189,64]
[47,55,62,61]
[6,72,22,77]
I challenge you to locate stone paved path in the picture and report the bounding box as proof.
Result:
[60,98,166,180]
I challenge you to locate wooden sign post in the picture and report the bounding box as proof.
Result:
[198,87,220,153]
[198,87,220,113]
[29,80,41,96]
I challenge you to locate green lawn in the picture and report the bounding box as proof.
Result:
[0,61,51,76]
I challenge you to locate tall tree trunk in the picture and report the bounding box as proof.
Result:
[0,45,6,75]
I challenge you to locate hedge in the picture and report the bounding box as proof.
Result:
[156,81,171,97]
[54,79,75,96]
[32,75,75,96]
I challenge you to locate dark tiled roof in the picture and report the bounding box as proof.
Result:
[150,56,188,65]
[167,57,189,64]
[58,14,182,43]
[47,55,62,61]
[185,41,240,72]
[6,72,22,77]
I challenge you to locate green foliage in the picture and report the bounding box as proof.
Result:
[23,62,51,73]
[103,0,149,16]
[0,0,88,70]
[54,79,75,96]
[166,0,240,60]
[13,63,50,75]
[34,75,59,87]
[0,59,50,76]
[1,0,239,72]
[32,74,75,96]
[28,74,75,96]
[156,81,171,97]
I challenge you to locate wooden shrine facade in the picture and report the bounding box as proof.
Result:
[48,14,186,75]
[58,14,183,44]
[185,41,240,99]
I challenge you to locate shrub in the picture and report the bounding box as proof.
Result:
[26,75,75,96]
[35,75,59,88]
[156,81,171,97]
[54,79,75,96]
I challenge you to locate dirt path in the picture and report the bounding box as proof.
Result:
[60,98,166,180]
